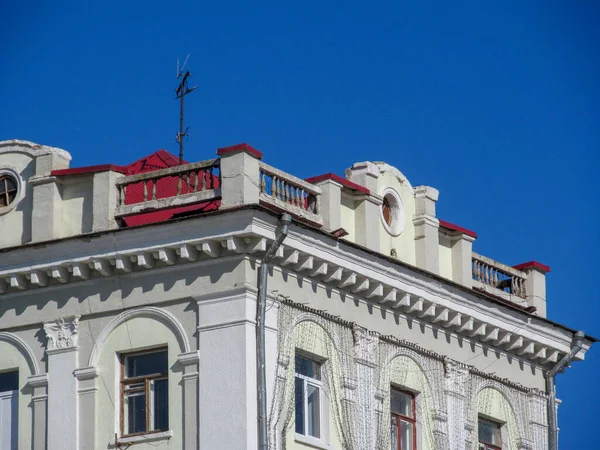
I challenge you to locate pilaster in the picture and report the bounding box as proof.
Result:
[413,186,440,274]
[27,373,49,450]
[443,358,470,450]
[352,325,379,450]
[177,351,200,450]
[92,170,123,232]
[217,144,262,208]
[43,315,80,450]
[528,391,549,450]
[73,367,98,450]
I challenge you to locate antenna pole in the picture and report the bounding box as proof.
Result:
[179,80,185,164]
[175,61,197,165]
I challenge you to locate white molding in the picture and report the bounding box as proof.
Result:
[0,331,40,375]
[0,210,587,367]
[88,306,191,367]
[115,430,173,444]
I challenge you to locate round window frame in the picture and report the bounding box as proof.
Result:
[379,187,405,237]
[0,167,23,216]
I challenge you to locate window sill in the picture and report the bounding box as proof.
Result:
[116,430,172,445]
[295,433,331,450]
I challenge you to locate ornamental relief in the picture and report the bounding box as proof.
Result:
[43,315,80,350]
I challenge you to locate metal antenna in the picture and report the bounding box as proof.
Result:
[175,55,197,165]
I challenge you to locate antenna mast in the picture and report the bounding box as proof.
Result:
[175,55,198,165]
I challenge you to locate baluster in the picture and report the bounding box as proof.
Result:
[201,170,207,191]
[493,269,499,288]
[118,185,123,206]
[177,175,182,195]
[143,181,148,201]
[292,188,298,206]
[510,277,516,295]
[273,177,278,198]
[152,179,157,200]
[194,171,199,192]
[260,172,266,193]
[483,264,489,285]
[209,167,214,189]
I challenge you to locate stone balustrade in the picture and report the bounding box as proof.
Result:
[258,162,322,226]
[114,159,220,217]
[472,252,527,299]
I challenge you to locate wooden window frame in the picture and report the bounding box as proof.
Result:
[390,388,417,450]
[478,417,502,450]
[0,175,18,208]
[119,347,168,438]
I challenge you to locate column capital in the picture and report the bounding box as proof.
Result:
[43,315,81,351]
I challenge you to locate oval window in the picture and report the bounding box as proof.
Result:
[380,188,405,236]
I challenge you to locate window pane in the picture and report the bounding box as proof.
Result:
[391,389,413,418]
[125,351,168,378]
[401,420,413,450]
[151,379,169,431]
[390,417,399,450]
[124,391,146,434]
[307,384,320,438]
[0,371,18,393]
[478,419,500,445]
[295,354,321,380]
[295,377,304,434]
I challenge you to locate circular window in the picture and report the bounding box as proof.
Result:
[0,169,22,215]
[380,188,405,236]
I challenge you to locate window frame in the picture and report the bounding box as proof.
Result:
[294,352,326,445]
[478,417,502,450]
[390,387,417,450]
[119,347,169,438]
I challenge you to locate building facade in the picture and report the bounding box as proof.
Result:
[0,139,594,450]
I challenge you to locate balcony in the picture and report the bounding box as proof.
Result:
[471,252,528,305]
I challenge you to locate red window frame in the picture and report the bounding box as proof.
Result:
[478,418,502,450]
[390,388,417,450]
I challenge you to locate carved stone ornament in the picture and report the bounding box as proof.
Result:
[43,315,80,350]
[444,357,469,389]
[352,324,379,365]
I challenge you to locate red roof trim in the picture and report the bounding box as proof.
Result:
[305,173,370,195]
[438,220,477,239]
[51,164,127,176]
[513,261,551,273]
[216,143,263,160]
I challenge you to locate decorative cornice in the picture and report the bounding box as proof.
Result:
[43,315,80,350]
[0,214,585,368]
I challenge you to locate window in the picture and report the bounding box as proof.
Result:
[120,349,168,436]
[0,370,18,450]
[390,388,416,450]
[0,175,18,208]
[380,188,405,236]
[478,418,501,450]
[295,353,323,440]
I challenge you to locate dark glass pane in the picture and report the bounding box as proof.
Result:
[126,392,146,434]
[295,377,304,434]
[126,350,168,377]
[391,389,413,418]
[153,379,169,431]
[478,419,500,445]
[295,354,321,380]
[6,178,16,191]
[0,371,18,392]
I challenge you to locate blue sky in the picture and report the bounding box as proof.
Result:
[1,1,599,446]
